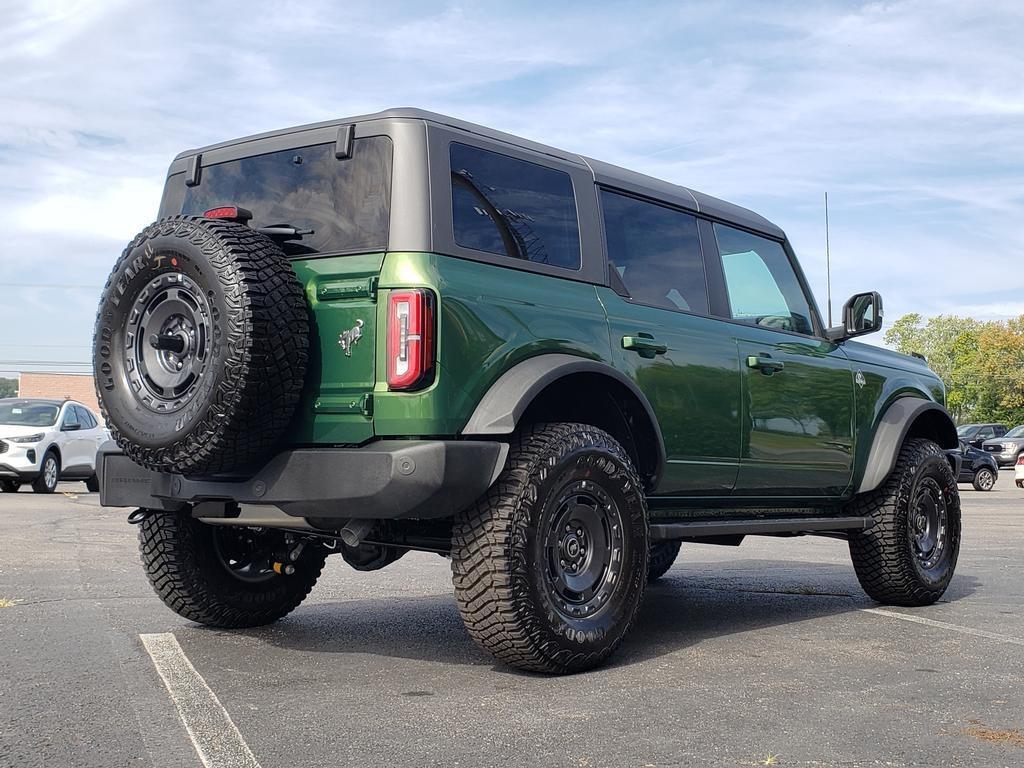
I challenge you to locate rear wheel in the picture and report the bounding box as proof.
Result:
[85,475,100,493]
[972,467,995,492]
[138,511,326,627]
[0,480,19,493]
[648,540,682,581]
[31,452,59,494]
[452,423,649,674]
[847,438,960,606]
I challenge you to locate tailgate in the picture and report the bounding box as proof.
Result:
[288,253,384,445]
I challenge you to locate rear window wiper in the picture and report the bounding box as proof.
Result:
[256,223,314,242]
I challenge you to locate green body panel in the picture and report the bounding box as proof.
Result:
[732,327,855,498]
[842,340,945,492]
[288,253,384,445]
[598,287,741,495]
[373,253,611,437]
[285,251,947,507]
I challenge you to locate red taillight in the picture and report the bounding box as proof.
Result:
[387,289,435,391]
[1017,455,1024,466]
[203,206,252,222]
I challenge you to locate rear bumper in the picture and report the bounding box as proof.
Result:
[96,439,507,521]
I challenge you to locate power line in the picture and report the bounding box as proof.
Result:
[0,283,103,290]
[0,360,92,367]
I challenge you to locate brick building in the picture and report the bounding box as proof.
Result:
[17,372,101,417]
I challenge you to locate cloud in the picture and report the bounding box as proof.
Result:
[0,0,1021,372]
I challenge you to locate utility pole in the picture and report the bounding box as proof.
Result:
[825,191,832,328]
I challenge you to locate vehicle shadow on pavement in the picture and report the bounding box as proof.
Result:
[222,560,979,673]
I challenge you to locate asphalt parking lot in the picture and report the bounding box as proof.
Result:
[1,475,1022,768]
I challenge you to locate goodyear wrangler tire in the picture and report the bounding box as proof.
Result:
[93,217,308,476]
[647,540,682,581]
[138,510,326,627]
[451,423,649,674]
[847,438,961,606]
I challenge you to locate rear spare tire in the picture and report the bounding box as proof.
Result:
[93,216,308,476]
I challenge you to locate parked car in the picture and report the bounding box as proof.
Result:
[980,424,1024,467]
[0,398,109,493]
[948,441,998,491]
[94,108,961,674]
[956,423,1008,449]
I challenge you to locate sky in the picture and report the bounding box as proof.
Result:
[1,0,1022,376]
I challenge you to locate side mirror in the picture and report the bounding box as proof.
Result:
[62,422,81,432]
[826,291,883,342]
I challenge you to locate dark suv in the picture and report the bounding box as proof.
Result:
[94,109,961,674]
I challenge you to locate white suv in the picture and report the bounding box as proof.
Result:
[0,398,109,494]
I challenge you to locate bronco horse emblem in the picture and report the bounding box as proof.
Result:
[337,319,364,356]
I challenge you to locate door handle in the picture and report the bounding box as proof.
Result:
[622,335,668,358]
[746,355,785,374]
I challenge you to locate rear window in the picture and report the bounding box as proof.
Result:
[450,143,581,270]
[160,136,392,256]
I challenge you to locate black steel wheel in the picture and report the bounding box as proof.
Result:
[848,438,961,606]
[452,423,648,674]
[972,467,995,492]
[31,451,59,494]
[138,511,326,627]
[648,540,682,581]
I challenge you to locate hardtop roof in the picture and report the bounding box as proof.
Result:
[176,107,783,239]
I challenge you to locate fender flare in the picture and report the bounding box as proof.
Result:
[462,353,666,482]
[856,397,958,494]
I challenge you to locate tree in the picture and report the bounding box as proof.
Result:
[0,377,16,398]
[884,313,983,422]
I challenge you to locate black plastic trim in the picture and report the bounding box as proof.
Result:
[334,124,354,159]
[461,353,667,486]
[185,153,201,187]
[97,440,507,520]
[856,398,958,493]
[650,516,873,540]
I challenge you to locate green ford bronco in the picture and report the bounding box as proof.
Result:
[95,108,961,673]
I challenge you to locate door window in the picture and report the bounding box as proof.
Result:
[75,406,97,429]
[61,407,80,430]
[450,143,581,270]
[978,426,994,439]
[715,224,814,335]
[601,190,709,314]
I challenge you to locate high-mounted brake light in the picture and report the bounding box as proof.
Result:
[203,206,253,222]
[387,289,435,391]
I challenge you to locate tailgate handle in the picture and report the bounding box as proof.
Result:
[317,277,378,302]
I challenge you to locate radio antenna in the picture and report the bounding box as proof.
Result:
[825,191,832,328]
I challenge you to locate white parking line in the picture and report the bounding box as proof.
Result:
[140,633,262,768]
[861,608,1024,647]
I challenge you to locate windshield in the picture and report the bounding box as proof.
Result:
[956,425,978,437]
[0,401,59,427]
[1004,425,1024,438]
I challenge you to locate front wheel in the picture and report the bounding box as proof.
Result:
[31,452,60,494]
[451,423,649,674]
[972,467,995,492]
[138,511,327,627]
[847,438,961,606]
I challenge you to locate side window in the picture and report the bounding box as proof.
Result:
[978,426,994,439]
[62,407,79,430]
[715,223,815,335]
[450,143,581,270]
[601,190,709,314]
[75,407,96,429]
